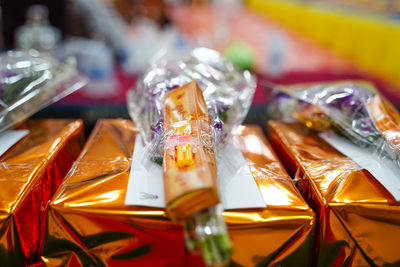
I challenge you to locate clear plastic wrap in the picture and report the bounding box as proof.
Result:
[0,49,87,132]
[127,48,256,266]
[268,81,400,167]
[127,47,256,158]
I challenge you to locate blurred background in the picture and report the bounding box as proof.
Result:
[1,0,399,131]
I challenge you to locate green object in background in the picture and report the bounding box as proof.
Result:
[224,41,255,71]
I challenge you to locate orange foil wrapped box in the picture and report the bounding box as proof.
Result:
[0,119,84,266]
[268,121,400,266]
[41,119,315,266]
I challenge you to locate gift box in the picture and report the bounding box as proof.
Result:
[0,119,84,266]
[268,120,400,266]
[41,119,315,267]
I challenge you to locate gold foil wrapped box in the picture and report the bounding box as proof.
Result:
[41,119,315,266]
[268,120,400,266]
[0,119,84,266]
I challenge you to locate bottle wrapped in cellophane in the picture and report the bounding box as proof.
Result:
[127,48,256,265]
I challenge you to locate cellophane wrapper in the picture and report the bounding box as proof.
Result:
[267,81,400,168]
[268,120,400,266]
[127,47,256,158]
[0,49,87,132]
[126,48,256,264]
[41,119,315,267]
[0,119,84,266]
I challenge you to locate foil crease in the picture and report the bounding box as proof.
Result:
[0,119,84,266]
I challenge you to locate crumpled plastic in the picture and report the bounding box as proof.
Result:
[127,47,256,158]
[267,80,400,167]
[0,49,87,132]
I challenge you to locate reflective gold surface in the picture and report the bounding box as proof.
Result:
[0,119,84,266]
[268,120,400,266]
[232,125,309,210]
[42,119,315,267]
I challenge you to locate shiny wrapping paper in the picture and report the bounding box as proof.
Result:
[41,119,315,267]
[0,119,84,266]
[268,121,400,266]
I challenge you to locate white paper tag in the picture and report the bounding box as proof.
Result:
[0,130,29,157]
[320,131,400,201]
[125,136,265,210]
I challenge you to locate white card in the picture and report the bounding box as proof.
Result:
[320,131,400,201]
[0,130,29,157]
[125,136,266,210]
[126,136,165,208]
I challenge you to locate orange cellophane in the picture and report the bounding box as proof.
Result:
[368,94,400,152]
[163,81,218,221]
[0,119,84,266]
[41,119,315,267]
[268,120,400,266]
